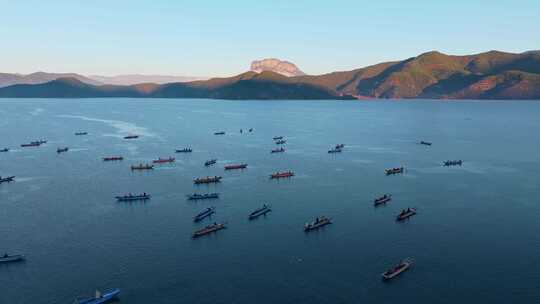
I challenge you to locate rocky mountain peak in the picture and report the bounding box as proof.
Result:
[250,58,305,77]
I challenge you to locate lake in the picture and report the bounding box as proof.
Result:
[1,98,540,304]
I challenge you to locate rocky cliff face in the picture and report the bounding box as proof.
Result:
[250,58,306,77]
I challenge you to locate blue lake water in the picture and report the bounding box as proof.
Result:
[1,98,540,304]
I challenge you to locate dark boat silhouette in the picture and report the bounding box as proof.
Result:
[194,207,216,222]
[194,176,222,184]
[192,222,226,238]
[204,159,217,166]
[187,193,219,200]
[249,204,272,220]
[396,208,417,221]
[304,216,332,231]
[382,258,414,280]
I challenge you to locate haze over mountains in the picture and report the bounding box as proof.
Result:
[1,50,539,100]
[0,72,205,88]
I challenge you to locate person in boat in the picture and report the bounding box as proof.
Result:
[3,253,7,258]
[240,129,243,133]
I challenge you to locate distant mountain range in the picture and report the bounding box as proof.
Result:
[1,50,539,99]
[0,72,205,88]
[87,74,206,85]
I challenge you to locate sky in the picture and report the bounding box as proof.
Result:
[1,0,539,77]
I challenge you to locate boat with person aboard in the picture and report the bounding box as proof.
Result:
[374,194,392,206]
[123,135,139,139]
[175,148,192,153]
[187,193,219,200]
[73,288,120,304]
[0,253,24,263]
[443,160,462,167]
[192,222,226,238]
[249,204,272,220]
[382,258,414,281]
[271,147,285,153]
[194,207,216,222]
[224,163,248,170]
[385,167,404,175]
[214,131,226,135]
[75,132,88,136]
[0,176,15,184]
[115,193,151,201]
[304,216,332,231]
[194,176,222,184]
[131,163,154,170]
[396,208,417,221]
[103,156,123,161]
[0,148,9,152]
[328,147,342,153]
[270,171,294,179]
[204,159,217,166]
[57,147,69,153]
[420,141,432,146]
[153,157,175,164]
[273,136,283,140]
[335,144,345,149]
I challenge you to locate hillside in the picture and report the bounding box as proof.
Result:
[1,50,539,99]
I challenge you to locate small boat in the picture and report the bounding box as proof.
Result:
[74,288,120,304]
[0,253,24,263]
[270,171,294,179]
[385,167,404,175]
[103,156,123,161]
[214,131,226,135]
[75,132,88,136]
[304,216,332,231]
[187,193,219,200]
[335,144,345,149]
[273,136,283,140]
[271,147,285,153]
[374,194,392,206]
[153,157,175,164]
[131,163,154,170]
[224,163,248,170]
[420,141,432,146]
[194,176,222,184]
[396,208,417,221]
[175,148,192,153]
[443,160,463,167]
[194,207,216,222]
[0,176,15,184]
[275,139,286,145]
[192,222,226,238]
[204,159,217,166]
[249,204,272,220]
[382,258,414,281]
[57,147,69,153]
[0,148,9,152]
[123,135,139,139]
[21,142,41,147]
[328,148,342,153]
[115,193,151,201]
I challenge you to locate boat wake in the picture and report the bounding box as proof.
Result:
[57,114,158,139]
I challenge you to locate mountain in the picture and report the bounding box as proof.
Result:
[0,71,344,100]
[0,72,101,88]
[292,50,540,99]
[1,50,540,99]
[250,58,306,77]
[88,74,206,85]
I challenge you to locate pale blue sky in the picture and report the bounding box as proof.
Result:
[1,0,538,77]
